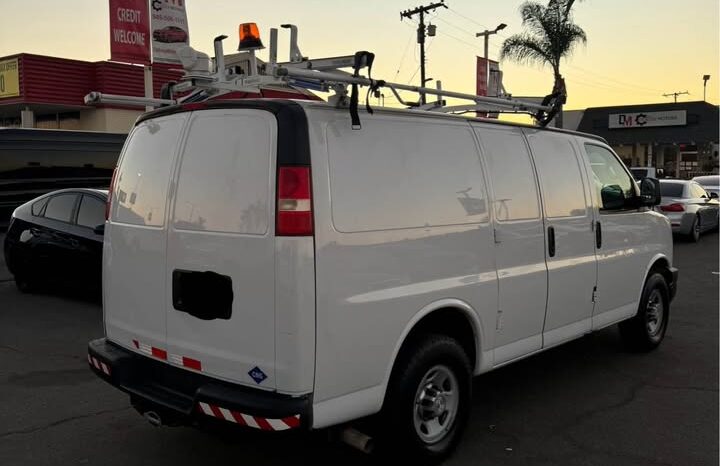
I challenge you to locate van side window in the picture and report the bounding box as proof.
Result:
[475,127,539,221]
[327,119,488,232]
[528,135,587,218]
[113,118,184,226]
[584,144,637,211]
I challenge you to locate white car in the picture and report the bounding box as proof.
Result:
[87,99,677,463]
[658,179,720,241]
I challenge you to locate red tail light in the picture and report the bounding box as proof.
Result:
[660,203,685,212]
[106,167,118,221]
[276,166,313,236]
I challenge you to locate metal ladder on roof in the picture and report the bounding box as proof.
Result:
[85,23,565,127]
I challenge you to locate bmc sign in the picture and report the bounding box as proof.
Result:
[609,110,687,129]
[109,0,151,65]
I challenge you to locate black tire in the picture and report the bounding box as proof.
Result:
[619,272,669,352]
[379,334,472,464]
[14,274,36,294]
[687,215,701,242]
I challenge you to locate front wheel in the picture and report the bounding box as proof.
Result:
[379,334,472,464]
[619,272,669,351]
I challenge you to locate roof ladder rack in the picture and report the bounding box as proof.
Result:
[83,23,565,127]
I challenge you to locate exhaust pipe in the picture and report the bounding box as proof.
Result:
[143,411,162,427]
[341,427,374,454]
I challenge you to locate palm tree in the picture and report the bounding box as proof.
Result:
[500,0,586,128]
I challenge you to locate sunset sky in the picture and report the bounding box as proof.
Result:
[1,0,718,111]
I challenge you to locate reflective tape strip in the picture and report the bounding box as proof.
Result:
[243,415,260,429]
[182,357,202,371]
[131,339,170,362]
[196,402,301,431]
[88,354,110,376]
[198,402,214,416]
[168,354,183,365]
[133,341,202,370]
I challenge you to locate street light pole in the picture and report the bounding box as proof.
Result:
[703,75,711,102]
[475,23,507,95]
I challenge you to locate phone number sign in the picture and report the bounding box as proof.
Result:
[0,58,20,99]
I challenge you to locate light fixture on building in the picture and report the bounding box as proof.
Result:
[703,75,711,102]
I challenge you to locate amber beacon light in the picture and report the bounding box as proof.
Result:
[238,23,264,51]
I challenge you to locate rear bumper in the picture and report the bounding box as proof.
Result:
[87,338,311,431]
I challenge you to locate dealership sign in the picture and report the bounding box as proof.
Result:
[109,0,151,65]
[609,110,687,129]
[0,58,20,98]
[150,0,190,64]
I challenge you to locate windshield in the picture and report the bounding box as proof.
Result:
[660,182,684,197]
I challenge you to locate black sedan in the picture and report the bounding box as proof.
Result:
[3,189,106,293]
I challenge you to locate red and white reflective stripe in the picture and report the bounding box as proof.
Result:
[88,354,110,376]
[132,339,202,371]
[168,353,203,371]
[197,402,301,431]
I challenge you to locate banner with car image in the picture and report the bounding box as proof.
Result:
[150,0,190,64]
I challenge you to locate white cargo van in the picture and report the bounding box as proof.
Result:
[88,99,677,462]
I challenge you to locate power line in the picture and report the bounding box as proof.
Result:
[430,14,501,51]
[394,27,417,80]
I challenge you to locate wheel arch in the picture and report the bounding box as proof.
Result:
[641,254,675,300]
[379,299,485,406]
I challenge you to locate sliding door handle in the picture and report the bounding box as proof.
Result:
[548,226,556,257]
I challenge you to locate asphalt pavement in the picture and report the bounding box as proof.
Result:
[0,232,717,466]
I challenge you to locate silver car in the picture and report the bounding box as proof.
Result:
[658,179,719,242]
[692,175,720,199]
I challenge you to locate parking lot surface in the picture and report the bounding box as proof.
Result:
[0,232,717,466]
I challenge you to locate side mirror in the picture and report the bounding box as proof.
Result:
[710,192,718,199]
[639,178,662,206]
[601,184,626,210]
[93,224,105,236]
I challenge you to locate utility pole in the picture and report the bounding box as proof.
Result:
[662,91,689,103]
[703,75,711,102]
[401,1,448,104]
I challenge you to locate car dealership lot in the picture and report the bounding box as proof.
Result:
[0,233,717,466]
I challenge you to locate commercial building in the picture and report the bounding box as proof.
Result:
[568,101,719,178]
[0,54,183,133]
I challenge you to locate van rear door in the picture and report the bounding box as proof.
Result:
[105,114,188,353]
[165,109,278,389]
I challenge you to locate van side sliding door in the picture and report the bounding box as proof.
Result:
[524,130,598,348]
[472,125,547,365]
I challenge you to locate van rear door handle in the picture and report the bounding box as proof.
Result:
[548,226,556,257]
[595,221,602,249]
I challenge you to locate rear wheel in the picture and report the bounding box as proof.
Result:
[687,215,701,242]
[379,334,471,464]
[619,272,669,351]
